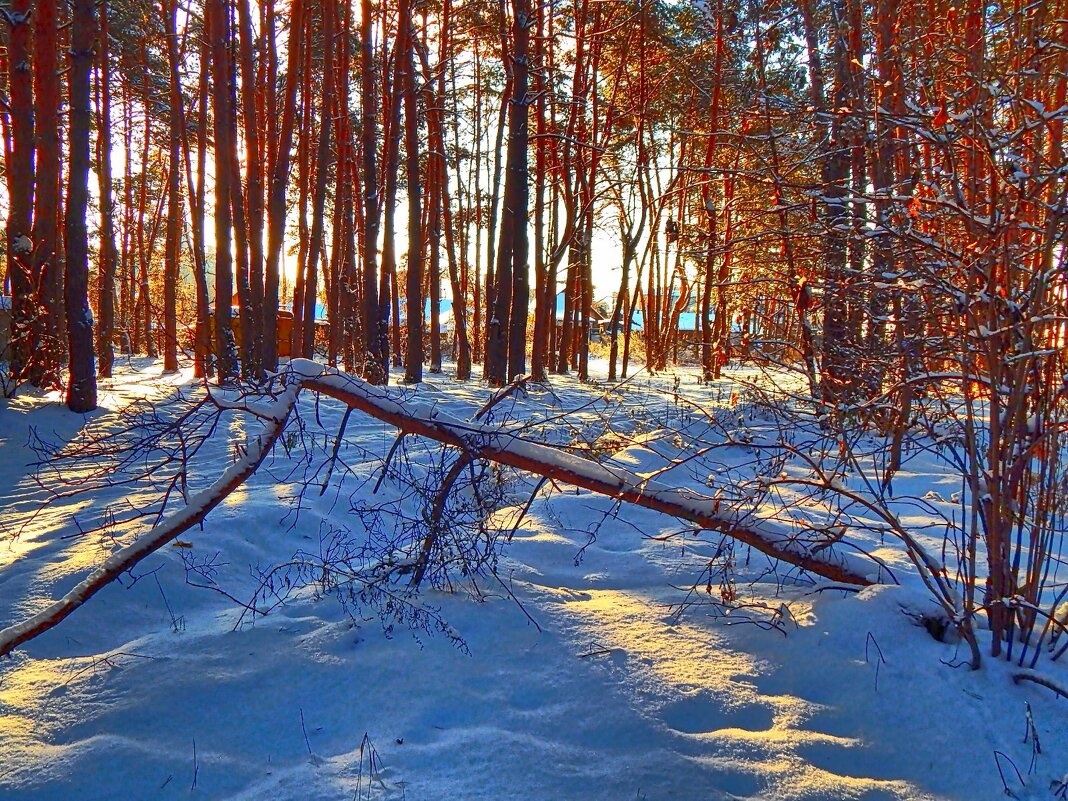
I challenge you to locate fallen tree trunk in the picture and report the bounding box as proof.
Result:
[292,360,879,587]
[0,383,302,657]
[1,361,876,657]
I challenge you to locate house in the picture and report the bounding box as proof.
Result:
[225,294,329,358]
[553,292,612,341]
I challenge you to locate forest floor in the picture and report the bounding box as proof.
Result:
[0,357,1066,800]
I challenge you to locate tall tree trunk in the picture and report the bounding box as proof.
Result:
[420,17,444,375]
[227,66,257,377]
[161,0,182,373]
[237,0,266,375]
[209,0,238,378]
[380,24,404,371]
[505,0,532,382]
[484,2,515,386]
[701,10,725,380]
[32,0,63,386]
[359,0,385,382]
[134,65,156,360]
[442,20,472,380]
[483,85,510,359]
[709,169,737,377]
[263,0,306,370]
[817,0,854,406]
[120,88,134,346]
[95,1,118,378]
[4,0,34,378]
[530,0,550,382]
[437,16,471,381]
[331,0,357,369]
[178,7,213,378]
[65,0,98,412]
[471,51,484,364]
[300,0,335,359]
[401,0,423,383]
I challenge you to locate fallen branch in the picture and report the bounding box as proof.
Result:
[1013,670,1068,701]
[0,383,301,657]
[293,360,878,588]
[1,361,877,658]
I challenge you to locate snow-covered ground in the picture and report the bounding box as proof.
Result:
[1,358,1065,800]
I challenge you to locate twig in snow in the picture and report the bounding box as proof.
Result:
[191,738,199,790]
[1023,702,1041,775]
[993,750,1025,798]
[353,733,387,801]
[864,631,886,691]
[319,406,353,495]
[1051,774,1068,799]
[300,707,313,756]
[578,644,616,659]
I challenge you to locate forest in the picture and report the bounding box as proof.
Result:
[1,0,1059,404]
[1,0,1067,798]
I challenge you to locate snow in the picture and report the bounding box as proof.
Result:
[1,359,1066,800]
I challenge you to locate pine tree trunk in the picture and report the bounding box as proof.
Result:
[300,0,335,359]
[401,0,423,383]
[4,0,35,378]
[162,0,182,373]
[359,0,385,382]
[134,66,156,360]
[483,86,509,361]
[30,0,64,387]
[209,0,238,378]
[529,0,550,382]
[505,0,532,383]
[819,0,856,407]
[65,0,98,412]
[95,1,118,378]
[421,22,444,375]
[263,0,305,370]
[237,0,266,376]
[701,11,725,380]
[120,89,134,347]
[178,9,213,378]
[380,23,404,372]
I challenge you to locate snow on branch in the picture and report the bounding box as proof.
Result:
[292,360,878,587]
[1,361,878,658]
[0,383,302,658]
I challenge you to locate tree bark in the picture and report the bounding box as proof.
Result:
[209,0,238,379]
[505,0,532,383]
[161,0,183,374]
[401,0,423,384]
[65,0,99,412]
[4,0,35,378]
[237,0,266,375]
[380,23,404,372]
[263,0,306,370]
[299,0,335,360]
[359,0,385,383]
[31,0,63,387]
[95,1,118,378]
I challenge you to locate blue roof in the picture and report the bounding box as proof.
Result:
[363,297,706,334]
[624,311,706,332]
